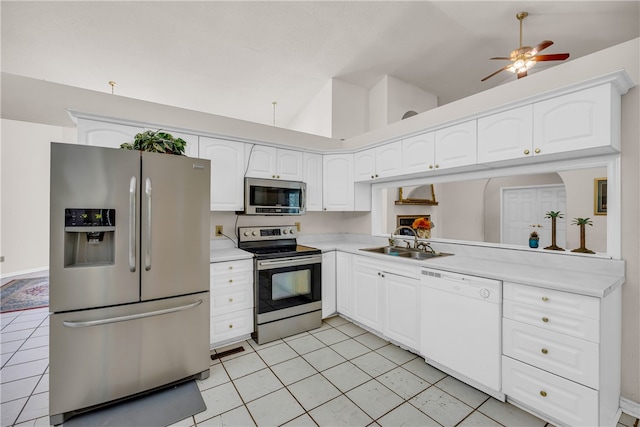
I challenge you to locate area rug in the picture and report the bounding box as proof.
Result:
[63,380,207,427]
[0,276,49,313]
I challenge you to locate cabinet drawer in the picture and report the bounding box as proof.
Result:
[503,300,599,342]
[210,308,253,345]
[211,270,253,289]
[504,282,599,320]
[503,319,599,389]
[211,282,253,316]
[502,356,598,427]
[210,259,253,277]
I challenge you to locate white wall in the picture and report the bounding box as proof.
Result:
[331,79,368,140]
[0,119,76,276]
[288,80,333,138]
[368,76,388,132]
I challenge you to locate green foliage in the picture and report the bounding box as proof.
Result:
[545,211,564,219]
[572,217,593,226]
[120,130,186,155]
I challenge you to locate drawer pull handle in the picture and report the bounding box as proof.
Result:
[229,279,233,283]
[229,324,233,329]
[540,391,547,397]
[524,149,530,155]
[228,298,233,303]
[534,148,541,154]
[541,348,548,354]
[229,266,233,270]
[542,296,549,302]
[542,316,549,323]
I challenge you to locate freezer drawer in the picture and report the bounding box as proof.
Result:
[49,293,210,421]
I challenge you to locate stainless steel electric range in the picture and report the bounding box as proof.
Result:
[238,226,322,345]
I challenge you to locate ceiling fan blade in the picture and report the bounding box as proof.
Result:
[534,53,570,61]
[481,65,510,82]
[533,40,554,54]
[489,57,512,60]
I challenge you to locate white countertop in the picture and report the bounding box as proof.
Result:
[299,234,625,299]
[209,238,253,263]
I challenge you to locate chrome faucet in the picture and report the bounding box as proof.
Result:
[416,241,436,253]
[390,226,418,249]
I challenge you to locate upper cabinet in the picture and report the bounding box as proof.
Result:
[401,132,435,174]
[434,120,478,170]
[323,154,354,211]
[303,152,323,212]
[199,137,246,211]
[533,84,619,155]
[354,141,403,182]
[478,105,533,164]
[77,119,143,149]
[246,145,303,181]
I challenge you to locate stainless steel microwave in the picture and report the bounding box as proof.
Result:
[244,177,306,215]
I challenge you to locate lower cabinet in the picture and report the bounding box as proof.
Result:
[336,252,353,317]
[321,251,337,318]
[501,282,621,427]
[209,259,254,348]
[382,270,420,352]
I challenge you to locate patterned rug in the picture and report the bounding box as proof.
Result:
[0,276,49,313]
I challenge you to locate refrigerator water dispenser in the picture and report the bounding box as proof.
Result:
[64,208,115,267]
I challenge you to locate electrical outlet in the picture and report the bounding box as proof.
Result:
[215,225,223,236]
[295,222,301,232]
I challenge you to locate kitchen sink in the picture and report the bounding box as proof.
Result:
[360,246,452,260]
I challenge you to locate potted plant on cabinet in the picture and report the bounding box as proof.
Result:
[120,130,187,155]
[571,217,595,254]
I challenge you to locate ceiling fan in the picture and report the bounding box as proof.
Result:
[481,11,570,82]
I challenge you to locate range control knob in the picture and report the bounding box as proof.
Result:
[243,231,250,236]
[252,231,258,236]
[288,228,295,235]
[283,229,289,234]
[479,288,491,298]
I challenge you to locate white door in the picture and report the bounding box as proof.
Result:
[502,185,566,248]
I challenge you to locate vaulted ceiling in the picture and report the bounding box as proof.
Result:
[2,1,639,130]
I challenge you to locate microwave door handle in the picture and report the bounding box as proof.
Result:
[301,185,306,212]
[144,177,152,271]
[128,176,137,272]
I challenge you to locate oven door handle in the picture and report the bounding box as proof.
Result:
[257,255,322,270]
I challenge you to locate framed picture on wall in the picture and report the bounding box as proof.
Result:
[594,178,607,215]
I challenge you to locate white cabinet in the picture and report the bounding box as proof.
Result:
[433,120,477,170]
[383,269,420,352]
[322,154,354,211]
[501,282,621,427]
[209,259,254,348]
[199,137,246,211]
[534,83,619,156]
[352,257,384,331]
[335,252,353,317]
[401,132,434,174]
[303,152,323,211]
[477,105,533,164]
[77,119,143,149]
[321,251,337,318]
[354,142,402,182]
[246,145,303,181]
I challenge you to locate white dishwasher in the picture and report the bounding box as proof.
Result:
[420,268,503,399]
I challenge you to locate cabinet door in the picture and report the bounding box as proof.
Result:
[477,105,533,164]
[354,148,377,182]
[322,252,337,318]
[336,252,352,317]
[383,273,420,351]
[303,152,323,211]
[376,141,403,178]
[534,84,615,155]
[322,154,354,211]
[352,259,383,330]
[77,119,142,149]
[434,120,477,170]
[402,132,435,173]
[200,137,245,211]
[246,145,276,178]
[277,149,303,181]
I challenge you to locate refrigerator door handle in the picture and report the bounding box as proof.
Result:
[62,299,203,328]
[129,176,137,272]
[145,177,152,271]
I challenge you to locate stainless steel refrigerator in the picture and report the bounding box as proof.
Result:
[49,142,211,425]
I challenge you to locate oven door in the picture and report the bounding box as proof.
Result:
[255,254,321,323]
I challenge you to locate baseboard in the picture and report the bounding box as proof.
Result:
[621,396,640,420]
[1,266,49,281]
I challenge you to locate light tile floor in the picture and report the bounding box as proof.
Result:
[2,300,639,426]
